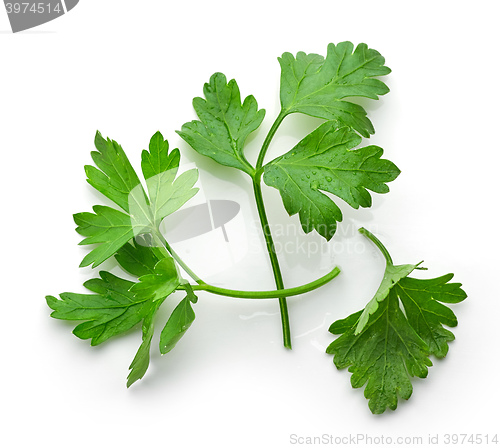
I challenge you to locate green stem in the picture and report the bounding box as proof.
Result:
[256,110,287,171]
[359,227,426,274]
[178,266,340,299]
[252,110,292,348]
[252,179,291,347]
[152,230,204,285]
[358,227,393,265]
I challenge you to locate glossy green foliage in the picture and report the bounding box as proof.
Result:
[160,295,196,355]
[127,300,162,387]
[75,131,198,268]
[141,132,199,223]
[47,44,466,406]
[114,240,161,277]
[49,133,200,386]
[177,72,265,175]
[85,131,146,213]
[355,261,419,334]
[396,275,467,358]
[279,41,391,137]
[263,122,400,240]
[74,205,144,268]
[46,271,151,346]
[328,290,431,414]
[48,240,195,387]
[130,257,180,302]
[327,230,467,413]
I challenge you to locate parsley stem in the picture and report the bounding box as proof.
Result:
[152,230,204,285]
[253,179,290,347]
[253,110,291,349]
[178,266,340,299]
[256,110,287,170]
[358,227,393,265]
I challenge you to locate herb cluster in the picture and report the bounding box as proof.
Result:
[47,42,466,413]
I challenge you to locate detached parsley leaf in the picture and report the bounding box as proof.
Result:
[355,261,421,334]
[263,122,400,240]
[279,42,391,137]
[396,275,467,358]
[326,228,467,413]
[177,72,265,175]
[328,289,432,414]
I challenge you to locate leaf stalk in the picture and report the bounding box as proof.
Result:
[252,109,292,349]
[358,227,393,265]
[152,230,204,285]
[177,266,340,299]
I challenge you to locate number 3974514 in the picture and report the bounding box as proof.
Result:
[5,3,62,14]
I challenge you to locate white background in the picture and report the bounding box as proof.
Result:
[1,1,499,447]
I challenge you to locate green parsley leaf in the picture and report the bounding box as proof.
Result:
[159,295,196,355]
[46,272,150,345]
[177,72,265,175]
[114,240,161,277]
[127,273,197,384]
[86,131,150,214]
[395,275,467,358]
[74,205,148,268]
[124,252,182,384]
[279,42,390,137]
[75,132,198,268]
[355,262,420,334]
[48,254,184,386]
[127,300,162,387]
[327,289,432,414]
[141,131,199,223]
[263,122,400,240]
[327,228,467,413]
[130,258,180,302]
